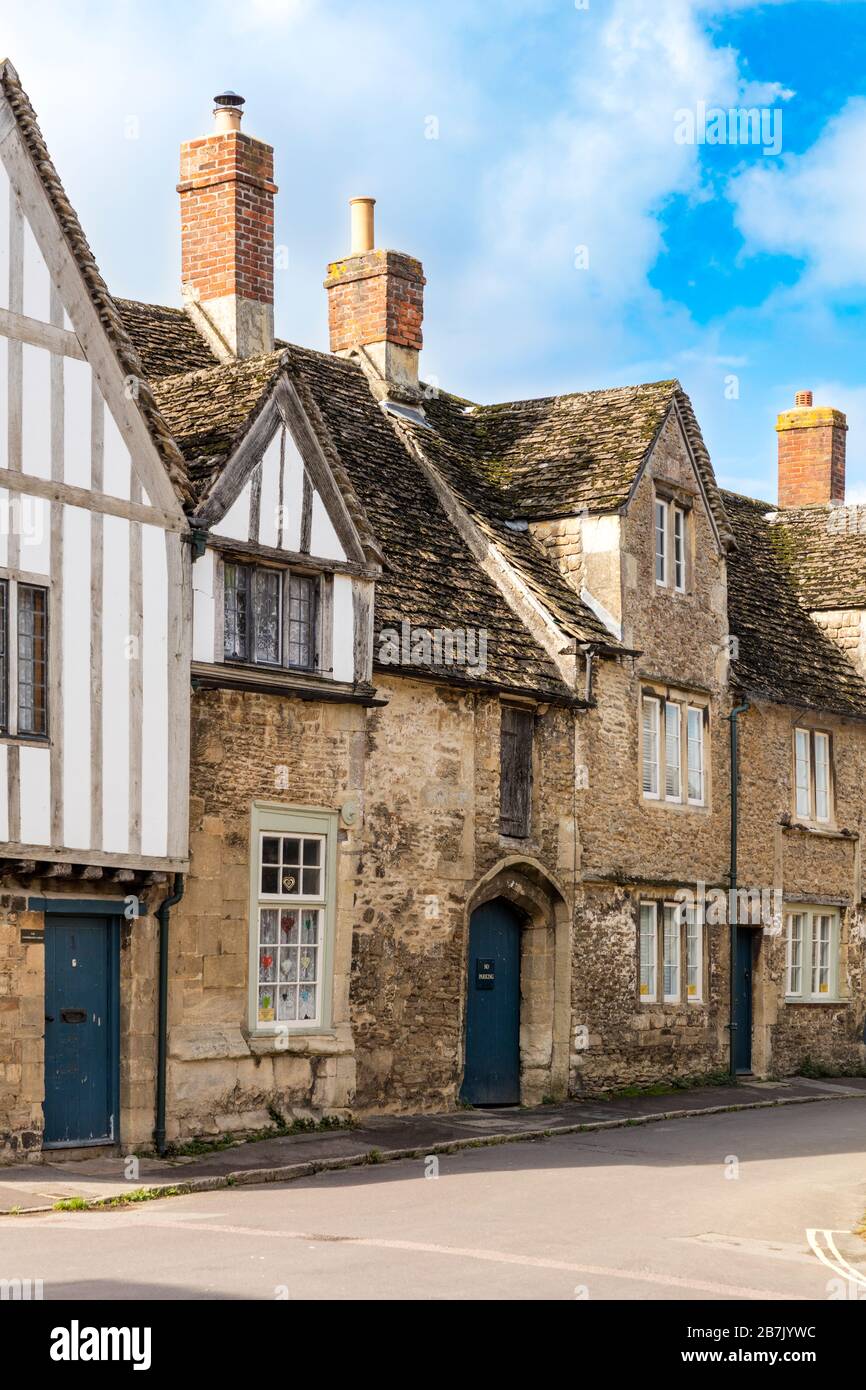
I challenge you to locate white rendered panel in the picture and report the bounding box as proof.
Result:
[213,479,251,540]
[21,218,51,324]
[0,337,7,470]
[257,432,282,549]
[282,431,305,552]
[19,744,50,845]
[310,490,346,561]
[62,505,91,848]
[21,343,51,479]
[192,548,216,664]
[102,399,131,501]
[332,574,354,682]
[0,161,8,311]
[101,514,130,853]
[0,487,8,568]
[19,493,50,576]
[141,523,168,857]
[63,356,93,488]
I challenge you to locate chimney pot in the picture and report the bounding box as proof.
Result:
[324,199,425,395]
[213,90,245,133]
[349,197,376,255]
[794,389,813,408]
[179,97,276,358]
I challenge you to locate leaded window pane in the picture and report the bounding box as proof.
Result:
[253,568,281,664]
[17,584,47,735]
[224,563,249,660]
[287,573,315,669]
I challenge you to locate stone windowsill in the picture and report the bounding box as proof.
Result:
[246,1030,355,1058]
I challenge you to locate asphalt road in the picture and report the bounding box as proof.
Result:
[2,1098,865,1301]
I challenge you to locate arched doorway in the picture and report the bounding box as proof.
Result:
[461,857,572,1107]
[461,898,523,1105]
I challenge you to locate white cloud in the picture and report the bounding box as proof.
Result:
[443,0,746,388]
[730,97,866,293]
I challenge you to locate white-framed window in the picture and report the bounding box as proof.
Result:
[662,904,680,1002]
[639,901,704,1005]
[655,499,667,585]
[642,695,660,799]
[793,727,833,824]
[785,908,840,1001]
[642,693,707,807]
[249,803,337,1033]
[686,706,704,804]
[639,902,657,1000]
[654,497,688,591]
[673,506,686,591]
[685,903,703,1001]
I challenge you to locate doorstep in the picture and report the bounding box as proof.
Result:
[1,1074,864,1215]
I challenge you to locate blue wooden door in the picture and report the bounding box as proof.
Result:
[461,899,521,1105]
[732,926,754,1074]
[44,917,117,1146]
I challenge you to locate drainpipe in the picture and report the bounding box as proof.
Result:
[726,701,750,1077]
[154,872,185,1156]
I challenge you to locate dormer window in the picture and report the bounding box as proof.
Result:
[654,495,688,592]
[224,561,317,672]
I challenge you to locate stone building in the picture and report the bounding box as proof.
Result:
[0,68,864,1159]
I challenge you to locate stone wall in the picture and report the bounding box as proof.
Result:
[160,686,364,1145]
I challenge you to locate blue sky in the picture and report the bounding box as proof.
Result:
[5,0,866,501]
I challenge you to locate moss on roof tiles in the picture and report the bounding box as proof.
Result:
[767,503,866,611]
[115,299,219,380]
[723,491,866,718]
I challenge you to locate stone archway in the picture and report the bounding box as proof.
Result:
[464,857,572,1105]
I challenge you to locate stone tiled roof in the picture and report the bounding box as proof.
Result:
[123,297,866,711]
[282,346,579,697]
[765,503,866,611]
[146,336,579,697]
[114,299,219,380]
[0,61,196,509]
[152,351,286,487]
[423,380,736,551]
[723,491,866,718]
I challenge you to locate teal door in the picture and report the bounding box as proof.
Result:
[732,926,754,1075]
[461,899,522,1106]
[44,917,119,1146]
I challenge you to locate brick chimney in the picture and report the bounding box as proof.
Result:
[178,92,277,359]
[324,198,425,394]
[776,389,847,508]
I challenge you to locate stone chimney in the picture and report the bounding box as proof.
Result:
[178,92,277,359]
[324,198,425,394]
[776,389,847,508]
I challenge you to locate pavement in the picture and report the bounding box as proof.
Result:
[1,1072,864,1215]
[2,1094,865,1300]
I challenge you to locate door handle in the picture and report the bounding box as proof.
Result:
[44,1014,54,1023]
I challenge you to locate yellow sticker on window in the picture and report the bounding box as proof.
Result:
[640,983,649,995]
[688,984,697,996]
[819,982,829,993]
